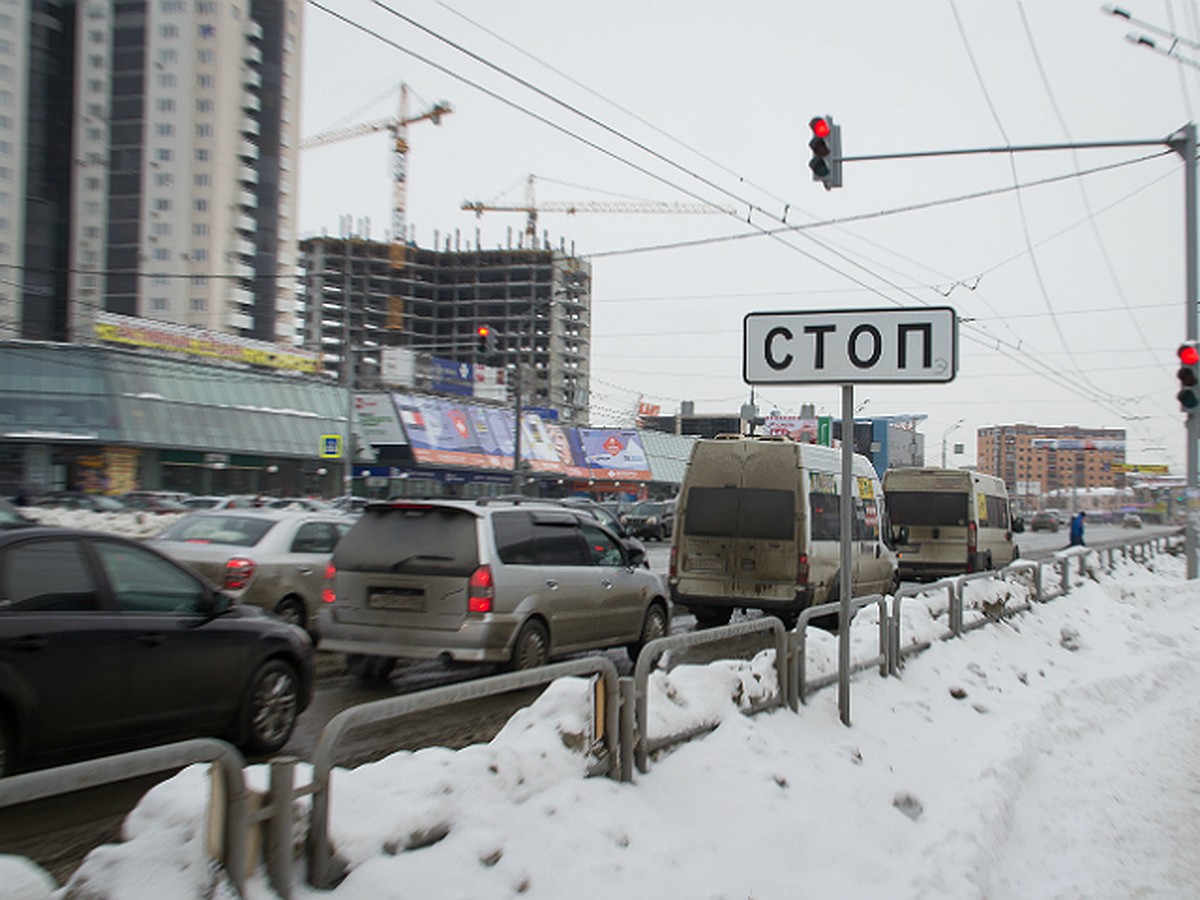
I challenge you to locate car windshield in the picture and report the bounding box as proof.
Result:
[156,515,275,547]
[630,502,665,516]
[887,491,969,527]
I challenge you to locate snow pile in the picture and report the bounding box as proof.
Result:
[20,507,184,539]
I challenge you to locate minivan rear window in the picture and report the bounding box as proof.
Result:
[887,491,969,527]
[333,506,479,574]
[684,487,794,540]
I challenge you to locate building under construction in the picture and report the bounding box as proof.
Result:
[299,237,592,425]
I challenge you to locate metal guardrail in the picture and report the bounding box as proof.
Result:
[631,617,787,776]
[305,656,620,890]
[0,739,248,896]
[790,595,888,708]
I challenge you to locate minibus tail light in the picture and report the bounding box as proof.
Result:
[796,553,810,586]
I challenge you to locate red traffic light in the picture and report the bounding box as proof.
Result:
[1180,343,1199,366]
[809,116,831,139]
[477,325,491,338]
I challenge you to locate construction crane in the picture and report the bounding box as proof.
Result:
[462,175,733,244]
[302,83,452,268]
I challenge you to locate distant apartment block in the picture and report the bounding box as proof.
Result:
[977,423,1127,505]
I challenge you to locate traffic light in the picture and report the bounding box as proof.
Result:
[476,324,495,356]
[1178,341,1199,411]
[808,115,842,190]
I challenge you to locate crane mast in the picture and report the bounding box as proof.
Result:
[301,83,452,269]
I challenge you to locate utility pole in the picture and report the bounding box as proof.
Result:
[1171,123,1198,578]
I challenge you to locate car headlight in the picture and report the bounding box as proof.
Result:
[646,516,658,525]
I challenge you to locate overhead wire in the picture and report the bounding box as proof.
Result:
[310,1,1172,430]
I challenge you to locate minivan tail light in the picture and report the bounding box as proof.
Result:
[322,562,337,604]
[224,557,255,591]
[669,545,677,577]
[796,553,810,586]
[966,522,978,572]
[468,564,494,613]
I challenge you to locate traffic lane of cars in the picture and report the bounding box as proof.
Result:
[0,527,314,777]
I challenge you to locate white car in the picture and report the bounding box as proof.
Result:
[182,495,259,511]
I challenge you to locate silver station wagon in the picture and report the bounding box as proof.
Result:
[317,498,670,682]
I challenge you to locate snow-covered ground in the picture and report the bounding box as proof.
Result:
[2,532,1196,899]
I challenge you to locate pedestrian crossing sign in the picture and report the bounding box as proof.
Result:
[320,434,343,459]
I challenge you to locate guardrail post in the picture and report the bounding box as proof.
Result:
[265,757,297,900]
[949,578,963,638]
[1059,556,1072,595]
[887,597,900,677]
[618,676,636,783]
[785,631,798,711]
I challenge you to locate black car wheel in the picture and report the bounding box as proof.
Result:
[692,605,733,628]
[510,619,549,670]
[346,654,396,684]
[627,602,668,662]
[240,658,301,755]
[274,596,306,629]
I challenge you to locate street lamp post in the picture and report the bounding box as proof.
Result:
[941,418,964,468]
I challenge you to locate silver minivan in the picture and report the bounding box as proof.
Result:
[317,499,669,682]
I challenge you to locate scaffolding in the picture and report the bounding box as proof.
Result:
[300,237,591,425]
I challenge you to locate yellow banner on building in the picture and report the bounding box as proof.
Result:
[94,311,320,373]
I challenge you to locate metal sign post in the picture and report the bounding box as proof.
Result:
[743,306,959,726]
[839,384,854,725]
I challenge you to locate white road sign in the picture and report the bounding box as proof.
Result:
[744,306,958,384]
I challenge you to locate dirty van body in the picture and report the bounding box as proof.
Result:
[882,468,1019,582]
[668,436,898,629]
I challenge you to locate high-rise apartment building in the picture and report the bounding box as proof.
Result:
[977,423,1127,506]
[4,1,75,341]
[300,237,592,425]
[5,0,303,345]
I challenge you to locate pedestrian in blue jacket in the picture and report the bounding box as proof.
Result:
[1069,511,1086,546]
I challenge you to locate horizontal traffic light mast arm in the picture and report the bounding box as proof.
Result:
[840,136,1172,163]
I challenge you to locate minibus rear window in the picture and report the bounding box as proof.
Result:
[684,487,794,540]
[887,491,969,527]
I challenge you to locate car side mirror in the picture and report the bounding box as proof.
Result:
[895,525,909,546]
[199,589,232,618]
[1012,518,1025,534]
[624,541,647,568]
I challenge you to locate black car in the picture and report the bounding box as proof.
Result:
[622,499,676,541]
[0,528,314,776]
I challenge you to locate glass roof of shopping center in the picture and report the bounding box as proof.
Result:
[0,342,347,458]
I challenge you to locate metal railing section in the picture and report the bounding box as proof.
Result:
[791,595,888,708]
[305,656,620,890]
[631,618,787,776]
[0,739,248,896]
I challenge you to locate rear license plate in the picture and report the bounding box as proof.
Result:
[686,556,727,573]
[368,589,424,611]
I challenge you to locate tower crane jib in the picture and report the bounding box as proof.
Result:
[300,83,452,268]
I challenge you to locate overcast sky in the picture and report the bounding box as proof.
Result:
[296,1,1198,472]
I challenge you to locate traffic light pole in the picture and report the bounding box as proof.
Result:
[836,125,1198,577]
[1177,123,1198,579]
